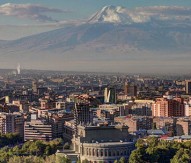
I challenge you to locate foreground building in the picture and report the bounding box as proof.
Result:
[71,124,134,162]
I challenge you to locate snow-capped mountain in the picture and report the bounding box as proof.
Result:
[88,5,133,24]
[0,5,191,73]
[88,5,191,24]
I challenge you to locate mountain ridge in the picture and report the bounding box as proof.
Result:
[0,5,191,73]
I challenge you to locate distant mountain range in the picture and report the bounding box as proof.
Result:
[0,6,191,73]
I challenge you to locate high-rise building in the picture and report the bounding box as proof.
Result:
[0,113,24,138]
[74,103,93,137]
[185,103,191,116]
[185,80,191,95]
[74,103,92,125]
[32,81,38,93]
[49,114,74,139]
[104,87,116,104]
[124,82,129,95]
[0,113,14,134]
[124,82,137,97]
[14,113,24,139]
[152,97,184,117]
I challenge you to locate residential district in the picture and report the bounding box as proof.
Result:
[0,68,191,162]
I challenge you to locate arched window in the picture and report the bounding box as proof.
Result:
[86,148,89,155]
[97,149,99,157]
[92,149,95,156]
[89,148,91,156]
[105,149,108,157]
[121,149,123,156]
[109,150,111,156]
[101,149,103,157]
[113,150,116,156]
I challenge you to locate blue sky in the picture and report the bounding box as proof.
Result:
[1,0,191,25]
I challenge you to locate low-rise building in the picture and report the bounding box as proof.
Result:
[115,116,153,133]
[97,104,130,121]
[24,118,52,141]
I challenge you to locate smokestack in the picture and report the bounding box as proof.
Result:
[17,63,21,75]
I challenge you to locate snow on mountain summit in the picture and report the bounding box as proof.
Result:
[89,5,191,25]
[88,5,133,24]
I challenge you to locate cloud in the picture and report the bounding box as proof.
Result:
[130,6,191,23]
[89,5,191,24]
[0,3,66,22]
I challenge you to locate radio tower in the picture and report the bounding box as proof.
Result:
[17,63,21,75]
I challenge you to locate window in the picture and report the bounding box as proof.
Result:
[101,149,103,157]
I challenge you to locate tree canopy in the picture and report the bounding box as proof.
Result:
[129,137,191,163]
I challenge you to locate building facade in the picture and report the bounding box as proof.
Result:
[124,82,137,97]
[0,112,24,138]
[24,119,52,141]
[152,97,184,117]
[72,125,134,162]
[185,80,191,95]
[104,87,117,104]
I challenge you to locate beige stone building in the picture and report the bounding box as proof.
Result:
[71,124,134,162]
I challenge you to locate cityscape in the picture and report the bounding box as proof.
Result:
[1,0,191,163]
[0,68,190,162]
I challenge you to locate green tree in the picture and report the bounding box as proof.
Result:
[44,154,56,163]
[77,160,81,163]
[56,155,71,163]
[119,157,126,163]
[8,156,44,163]
[135,138,145,148]
[45,145,52,156]
[114,160,119,163]
[82,159,89,163]
[171,148,191,163]
[129,148,147,163]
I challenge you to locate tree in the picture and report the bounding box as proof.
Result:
[8,156,44,163]
[77,160,81,163]
[12,145,20,156]
[135,138,145,148]
[56,155,71,163]
[44,155,56,163]
[45,145,52,156]
[82,159,89,163]
[129,148,146,163]
[119,157,126,163]
[114,160,119,163]
[171,148,191,163]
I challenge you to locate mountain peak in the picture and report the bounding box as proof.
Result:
[88,5,132,24]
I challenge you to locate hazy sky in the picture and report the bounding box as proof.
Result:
[1,0,191,25]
